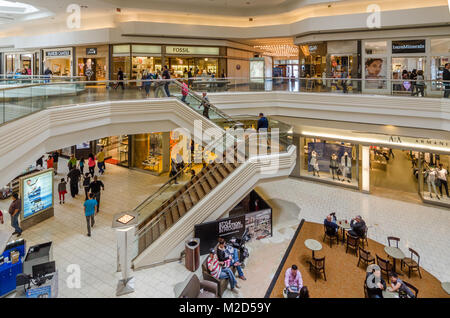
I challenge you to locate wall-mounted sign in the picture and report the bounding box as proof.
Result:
[86,48,97,55]
[45,50,71,57]
[165,46,220,55]
[309,45,318,53]
[392,40,426,54]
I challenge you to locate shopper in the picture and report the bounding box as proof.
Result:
[58,178,67,204]
[88,153,96,177]
[349,215,366,238]
[187,68,193,87]
[437,164,449,198]
[200,92,210,119]
[388,273,415,298]
[89,176,105,213]
[324,213,338,235]
[169,159,179,184]
[96,148,105,175]
[412,70,425,97]
[117,68,125,90]
[443,63,450,98]
[46,155,54,170]
[79,157,85,175]
[67,166,81,198]
[67,154,77,171]
[206,248,240,293]
[52,151,59,175]
[217,240,246,280]
[180,80,190,105]
[8,193,22,237]
[36,155,45,169]
[366,269,386,298]
[299,286,309,298]
[82,173,91,201]
[162,65,171,97]
[83,193,97,237]
[257,113,269,132]
[341,67,348,93]
[284,265,303,298]
[144,71,152,98]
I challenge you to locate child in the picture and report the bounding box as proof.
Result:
[58,178,67,204]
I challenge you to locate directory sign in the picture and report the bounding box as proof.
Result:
[20,169,54,220]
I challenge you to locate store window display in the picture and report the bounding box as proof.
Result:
[96,136,129,166]
[421,153,450,205]
[300,138,358,187]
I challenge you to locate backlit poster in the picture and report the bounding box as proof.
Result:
[21,169,54,219]
[365,58,387,89]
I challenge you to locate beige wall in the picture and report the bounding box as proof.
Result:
[227,48,254,84]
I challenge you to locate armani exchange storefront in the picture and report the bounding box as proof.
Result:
[293,129,450,208]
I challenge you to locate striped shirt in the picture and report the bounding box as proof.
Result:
[207,254,221,279]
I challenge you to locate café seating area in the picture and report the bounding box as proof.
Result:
[267,221,449,298]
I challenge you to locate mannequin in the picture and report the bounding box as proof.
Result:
[340,152,352,183]
[329,153,339,180]
[310,150,320,177]
[425,167,440,200]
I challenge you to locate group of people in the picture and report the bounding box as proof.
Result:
[366,268,415,298]
[206,237,247,294]
[324,212,367,239]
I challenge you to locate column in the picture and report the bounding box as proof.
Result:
[361,146,370,193]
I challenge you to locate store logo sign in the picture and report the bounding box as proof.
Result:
[218,219,244,234]
[66,4,81,29]
[46,50,71,57]
[166,46,220,55]
[366,4,381,29]
[86,48,97,55]
[389,136,402,143]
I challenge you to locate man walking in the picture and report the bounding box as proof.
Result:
[89,176,105,213]
[117,68,125,90]
[162,65,171,97]
[96,147,105,175]
[83,193,97,237]
[67,166,81,198]
[52,151,59,175]
[8,193,22,236]
[443,63,450,98]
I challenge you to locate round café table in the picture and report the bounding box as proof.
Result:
[337,220,351,244]
[382,289,399,298]
[442,282,450,295]
[305,239,322,259]
[384,246,405,275]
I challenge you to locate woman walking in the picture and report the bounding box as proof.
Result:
[88,153,96,177]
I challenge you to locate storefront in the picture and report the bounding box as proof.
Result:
[42,48,73,76]
[294,128,450,208]
[76,45,109,82]
[326,40,359,79]
[2,51,39,75]
[165,45,225,77]
[299,43,326,78]
[362,37,450,96]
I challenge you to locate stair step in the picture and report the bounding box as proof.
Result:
[211,169,224,183]
[158,217,166,235]
[205,173,218,188]
[171,204,180,223]
[194,183,206,199]
[199,177,211,193]
[178,199,187,216]
[189,190,199,205]
[224,163,237,173]
[165,210,173,228]
[217,165,230,178]
[183,194,193,210]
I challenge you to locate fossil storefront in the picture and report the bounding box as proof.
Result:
[292,128,450,208]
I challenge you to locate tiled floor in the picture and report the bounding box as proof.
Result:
[0,159,192,298]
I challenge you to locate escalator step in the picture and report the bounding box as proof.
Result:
[178,200,187,216]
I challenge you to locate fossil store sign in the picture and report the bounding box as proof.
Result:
[165,46,220,55]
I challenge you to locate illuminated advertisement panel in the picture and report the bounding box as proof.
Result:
[20,169,54,220]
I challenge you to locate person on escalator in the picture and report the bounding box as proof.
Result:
[162,65,171,97]
[181,80,190,105]
[200,92,210,119]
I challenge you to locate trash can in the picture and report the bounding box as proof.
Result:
[185,238,200,272]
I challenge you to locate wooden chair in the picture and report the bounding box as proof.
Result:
[401,248,422,279]
[323,224,339,248]
[357,247,375,268]
[387,236,400,248]
[359,226,369,248]
[376,255,393,280]
[308,256,326,282]
[402,280,419,298]
[346,234,359,256]
[363,280,369,298]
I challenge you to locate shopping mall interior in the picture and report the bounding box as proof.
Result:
[0,0,449,304]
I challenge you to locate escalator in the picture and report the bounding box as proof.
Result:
[132,80,297,268]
